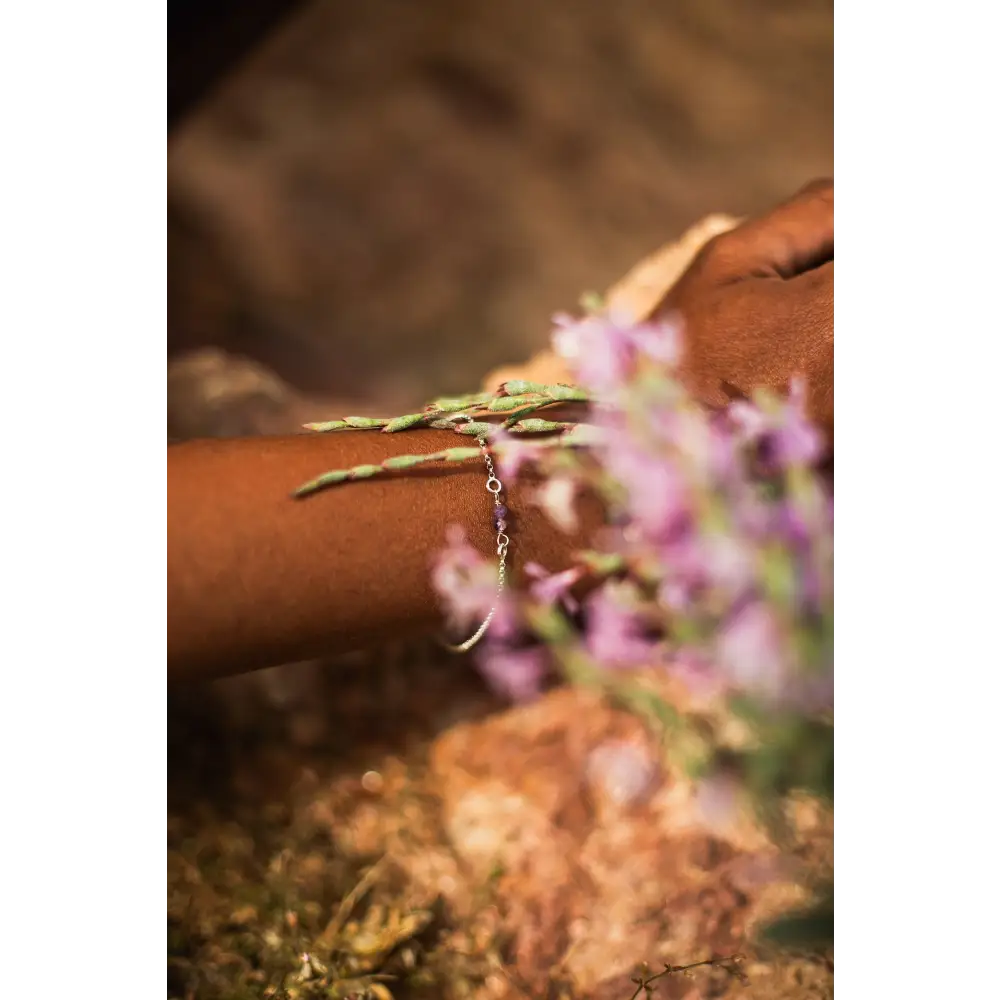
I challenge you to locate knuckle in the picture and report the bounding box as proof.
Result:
[689,226,754,282]
[693,230,733,271]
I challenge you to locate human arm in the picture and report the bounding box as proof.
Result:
[168,180,835,683]
[167,427,600,683]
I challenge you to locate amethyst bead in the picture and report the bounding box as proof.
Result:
[493,504,508,524]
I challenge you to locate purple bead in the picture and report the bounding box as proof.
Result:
[493,504,508,523]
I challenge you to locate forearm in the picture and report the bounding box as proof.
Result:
[167,428,601,683]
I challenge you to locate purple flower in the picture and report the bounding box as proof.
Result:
[716,601,790,700]
[486,594,522,643]
[776,502,813,550]
[726,477,771,540]
[530,475,579,533]
[586,740,658,806]
[599,431,691,544]
[551,311,680,394]
[630,316,681,367]
[649,406,739,487]
[693,771,743,832]
[772,378,824,467]
[787,673,834,714]
[551,312,636,393]
[662,531,756,603]
[668,648,727,700]
[784,474,833,539]
[429,525,497,632]
[658,578,691,613]
[524,562,584,613]
[585,582,660,667]
[772,486,833,615]
[702,533,756,595]
[431,306,834,804]
[478,644,549,702]
[728,400,768,442]
[793,565,825,618]
[489,427,544,482]
[729,380,823,471]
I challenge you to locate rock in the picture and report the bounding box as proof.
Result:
[167,347,300,440]
[169,0,831,406]
[426,685,810,995]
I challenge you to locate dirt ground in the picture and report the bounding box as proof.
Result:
[168,2,833,995]
[168,647,833,999]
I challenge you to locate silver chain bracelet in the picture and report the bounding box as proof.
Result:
[441,435,510,653]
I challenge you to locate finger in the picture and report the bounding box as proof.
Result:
[731,261,833,385]
[678,261,833,424]
[785,260,834,433]
[707,178,833,281]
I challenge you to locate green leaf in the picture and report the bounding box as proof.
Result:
[561,423,606,446]
[350,464,382,479]
[667,616,704,647]
[507,418,569,433]
[751,386,784,416]
[382,453,429,470]
[303,415,394,431]
[500,380,548,396]
[727,695,767,728]
[614,685,682,735]
[488,394,534,412]
[757,897,834,949]
[553,647,605,688]
[525,604,575,643]
[448,420,492,437]
[760,544,797,608]
[302,419,353,432]
[443,447,482,462]
[573,550,626,576]
[429,393,491,412]
[382,412,427,432]
[502,403,547,426]
[292,469,352,496]
[344,416,386,428]
[546,384,588,402]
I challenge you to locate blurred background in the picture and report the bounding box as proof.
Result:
[168,0,832,440]
[168,7,834,995]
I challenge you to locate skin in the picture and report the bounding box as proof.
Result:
[655,179,833,443]
[168,181,834,684]
[168,430,601,683]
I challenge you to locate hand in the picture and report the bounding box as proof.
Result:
[481,181,833,444]
[653,179,833,439]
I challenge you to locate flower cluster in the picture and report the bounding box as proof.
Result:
[295,301,834,946]
[431,308,833,818]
